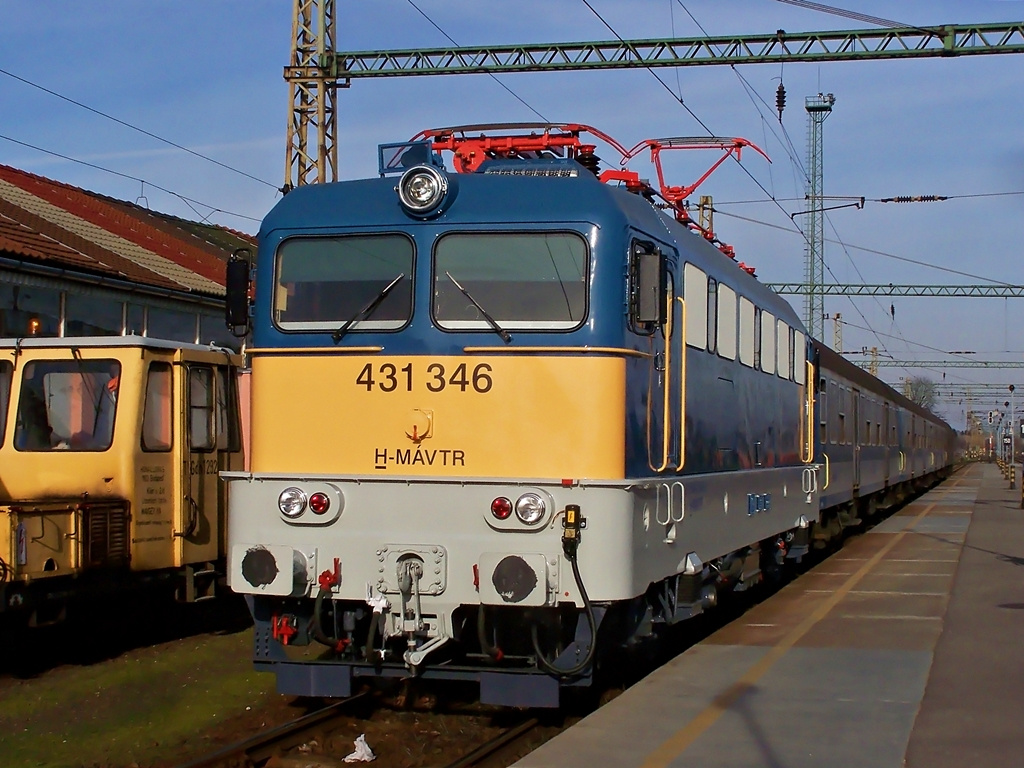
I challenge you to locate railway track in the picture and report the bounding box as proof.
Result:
[173,695,368,768]
[443,717,540,768]
[170,691,551,768]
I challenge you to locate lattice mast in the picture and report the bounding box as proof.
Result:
[803,93,835,340]
[284,0,339,189]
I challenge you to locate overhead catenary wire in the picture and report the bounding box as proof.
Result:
[0,66,278,191]
[0,132,261,225]
[403,0,549,122]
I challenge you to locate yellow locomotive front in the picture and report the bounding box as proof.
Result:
[0,336,243,626]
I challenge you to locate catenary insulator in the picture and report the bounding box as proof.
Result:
[776,83,787,120]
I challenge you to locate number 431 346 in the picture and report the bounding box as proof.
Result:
[355,362,493,393]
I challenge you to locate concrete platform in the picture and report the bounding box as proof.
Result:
[513,463,1024,767]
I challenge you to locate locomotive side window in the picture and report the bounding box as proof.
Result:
[717,285,737,360]
[189,366,216,452]
[142,362,172,451]
[14,359,120,452]
[760,311,776,374]
[738,297,754,367]
[274,234,414,332]
[433,232,587,330]
[683,263,707,349]
[0,360,11,446]
[793,331,806,384]
[706,278,718,354]
[776,320,790,380]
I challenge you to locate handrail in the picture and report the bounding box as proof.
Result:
[654,290,675,473]
[802,359,815,464]
[676,297,686,473]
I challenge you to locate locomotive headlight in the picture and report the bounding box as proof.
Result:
[515,493,547,525]
[278,487,307,518]
[397,165,448,215]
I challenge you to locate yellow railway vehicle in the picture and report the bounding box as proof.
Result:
[0,336,243,626]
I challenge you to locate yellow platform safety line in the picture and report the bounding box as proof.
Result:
[640,500,939,768]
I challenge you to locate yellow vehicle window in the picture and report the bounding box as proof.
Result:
[189,366,215,452]
[0,360,11,446]
[215,367,241,452]
[142,362,172,451]
[15,359,120,452]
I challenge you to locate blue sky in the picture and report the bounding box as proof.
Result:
[1,1,1023,427]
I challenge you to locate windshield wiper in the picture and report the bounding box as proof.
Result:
[332,273,405,344]
[445,271,512,344]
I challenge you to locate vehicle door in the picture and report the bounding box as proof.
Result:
[180,363,219,564]
[631,238,681,472]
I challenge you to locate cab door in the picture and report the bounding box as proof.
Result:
[631,238,681,472]
[180,364,219,564]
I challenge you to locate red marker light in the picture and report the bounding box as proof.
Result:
[309,492,331,515]
[490,497,512,520]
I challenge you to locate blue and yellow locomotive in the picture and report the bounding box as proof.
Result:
[225,124,951,707]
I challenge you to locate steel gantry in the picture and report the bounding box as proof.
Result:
[325,23,1024,80]
[284,15,1024,187]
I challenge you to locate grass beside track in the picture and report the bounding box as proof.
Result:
[0,628,278,768]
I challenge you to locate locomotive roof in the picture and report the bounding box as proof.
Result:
[261,162,804,331]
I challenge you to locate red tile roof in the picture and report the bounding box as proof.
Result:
[0,164,256,296]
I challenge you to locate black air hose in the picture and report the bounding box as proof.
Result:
[531,552,597,678]
[310,589,342,648]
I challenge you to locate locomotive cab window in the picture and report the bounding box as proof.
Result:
[433,232,587,331]
[274,234,414,333]
[14,359,120,452]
